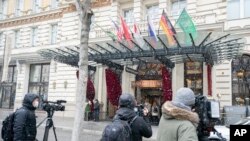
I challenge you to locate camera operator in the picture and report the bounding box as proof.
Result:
[157,88,199,141]
[13,93,39,141]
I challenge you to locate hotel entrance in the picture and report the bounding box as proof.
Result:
[133,63,169,125]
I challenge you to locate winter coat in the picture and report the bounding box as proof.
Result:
[13,94,39,141]
[157,101,199,141]
[114,107,152,141]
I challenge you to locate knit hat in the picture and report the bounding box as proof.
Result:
[119,93,136,109]
[172,87,195,111]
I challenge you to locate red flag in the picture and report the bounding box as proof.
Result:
[120,16,132,41]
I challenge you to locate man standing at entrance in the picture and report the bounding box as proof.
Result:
[157,87,199,141]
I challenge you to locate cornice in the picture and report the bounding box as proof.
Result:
[91,0,111,8]
[0,4,76,29]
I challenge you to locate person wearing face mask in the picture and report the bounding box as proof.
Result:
[13,93,39,141]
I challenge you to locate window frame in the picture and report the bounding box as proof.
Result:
[171,0,187,17]
[227,0,250,20]
[14,30,20,48]
[15,0,24,16]
[51,0,59,9]
[31,27,38,47]
[51,24,58,44]
[145,4,159,21]
[28,63,50,106]
[1,0,8,19]
[123,8,134,24]
[33,0,41,13]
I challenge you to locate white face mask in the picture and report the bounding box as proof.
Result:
[33,100,39,108]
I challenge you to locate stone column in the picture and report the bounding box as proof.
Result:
[172,63,184,98]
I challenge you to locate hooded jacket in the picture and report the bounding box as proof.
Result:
[114,107,152,141]
[157,101,199,141]
[13,94,39,141]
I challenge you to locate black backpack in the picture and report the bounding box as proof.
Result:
[1,112,15,141]
[101,116,137,141]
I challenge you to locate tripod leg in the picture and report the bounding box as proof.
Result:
[43,119,53,141]
[52,124,58,141]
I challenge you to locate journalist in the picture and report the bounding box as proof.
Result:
[13,93,39,141]
[115,93,152,141]
[157,87,200,141]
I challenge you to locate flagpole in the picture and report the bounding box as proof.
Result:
[94,23,116,41]
[158,10,164,36]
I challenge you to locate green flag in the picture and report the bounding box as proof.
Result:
[176,9,197,44]
[94,23,117,41]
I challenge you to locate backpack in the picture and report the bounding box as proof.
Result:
[1,112,15,141]
[101,116,138,141]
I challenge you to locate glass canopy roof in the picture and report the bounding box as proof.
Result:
[38,31,244,69]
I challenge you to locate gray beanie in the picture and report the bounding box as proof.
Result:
[172,87,195,111]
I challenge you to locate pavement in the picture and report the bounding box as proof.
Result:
[0,109,231,141]
[0,109,157,141]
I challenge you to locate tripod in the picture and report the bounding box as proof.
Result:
[37,108,58,141]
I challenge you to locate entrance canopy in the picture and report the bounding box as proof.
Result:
[38,31,244,69]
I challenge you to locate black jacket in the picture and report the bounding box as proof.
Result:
[13,94,38,141]
[114,107,152,141]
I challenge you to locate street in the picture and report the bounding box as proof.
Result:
[36,128,100,141]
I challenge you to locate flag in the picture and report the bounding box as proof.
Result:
[176,9,197,43]
[120,16,133,48]
[2,35,12,82]
[160,10,176,46]
[147,16,158,42]
[133,23,145,48]
[94,23,117,41]
[111,19,123,41]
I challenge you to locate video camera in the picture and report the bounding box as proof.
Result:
[135,104,144,117]
[193,95,226,141]
[42,100,67,113]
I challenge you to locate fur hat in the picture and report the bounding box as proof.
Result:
[172,87,195,111]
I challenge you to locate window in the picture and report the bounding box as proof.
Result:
[123,9,134,24]
[227,0,250,19]
[0,66,17,109]
[146,5,159,21]
[232,57,250,105]
[29,64,50,106]
[14,30,20,48]
[51,0,59,9]
[227,0,240,19]
[33,0,41,13]
[51,24,58,44]
[245,0,250,18]
[31,27,38,46]
[171,0,186,16]
[15,0,24,16]
[0,0,7,19]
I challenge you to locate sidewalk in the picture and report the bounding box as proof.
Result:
[0,109,157,141]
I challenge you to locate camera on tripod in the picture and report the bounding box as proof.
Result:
[42,100,66,112]
[193,95,226,141]
[37,100,67,141]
